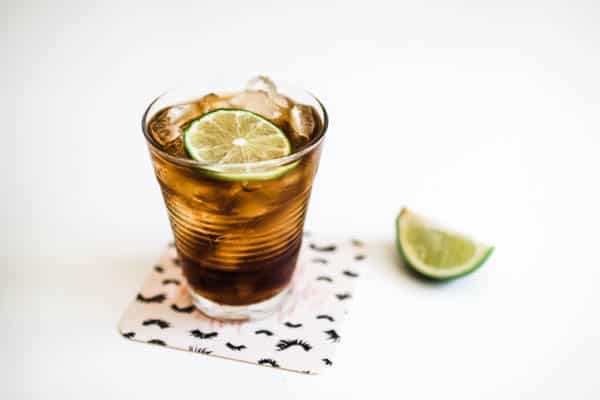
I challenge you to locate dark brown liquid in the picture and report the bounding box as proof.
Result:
[147,90,323,305]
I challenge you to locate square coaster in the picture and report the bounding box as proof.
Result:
[118,234,368,374]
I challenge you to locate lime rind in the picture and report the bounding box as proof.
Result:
[396,208,494,280]
[183,108,296,181]
[199,160,300,182]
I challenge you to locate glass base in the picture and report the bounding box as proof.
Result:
[189,287,290,321]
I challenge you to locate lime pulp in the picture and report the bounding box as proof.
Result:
[183,108,296,181]
[396,208,494,280]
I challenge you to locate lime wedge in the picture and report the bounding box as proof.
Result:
[396,208,494,280]
[183,109,295,181]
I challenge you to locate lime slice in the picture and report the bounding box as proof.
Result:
[396,208,494,280]
[183,109,295,181]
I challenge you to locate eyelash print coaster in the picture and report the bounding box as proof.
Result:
[118,234,368,375]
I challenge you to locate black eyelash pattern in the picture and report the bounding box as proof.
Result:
[336,292,352,301]
[147,339,166,346]
[162,278,181,286]
[302,370,312,374]
[342,270,359,278]
[351,239,364,247]
[171,304,195,314]
[154,265,164,273]
[311,257,328,264]
[142,319,170,329]
[322,358,333,366]
[258,358,280,368]
[255,329,274,336]
[188,346,212,354]
[276,339,312,352]
[309,243,337,252]
[284,322,303,328]
[122,331,136,339]
[316,314,335,322]
[136,293,166,304]
[354,254,366,261]
[324,329,340,343]
[190,329,218,339]
[226,342,247,351]
[316,276,333,282]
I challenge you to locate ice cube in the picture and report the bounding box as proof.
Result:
[289,104,316,140]
[162,136,187,158]
[149,103,205,146]
[148,108,181,146]
[199,93,232,113]
[166,104,192,122]
[246,76,290,109]
[230,90,284,120]
[246,76,277,93]
[271,93,290,108]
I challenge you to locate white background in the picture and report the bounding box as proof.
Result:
[2,0,600,398]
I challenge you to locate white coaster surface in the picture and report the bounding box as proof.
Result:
[118,234,368,374]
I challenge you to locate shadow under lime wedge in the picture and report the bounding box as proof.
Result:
[183,108,296,181]
[395,208,494,280]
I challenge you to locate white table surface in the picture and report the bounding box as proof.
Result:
[2,1,599,398]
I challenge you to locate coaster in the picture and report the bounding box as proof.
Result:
[118,233,368,374]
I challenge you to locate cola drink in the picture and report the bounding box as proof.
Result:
[143,77,327,320]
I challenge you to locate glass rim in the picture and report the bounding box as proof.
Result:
[141,85,328,170]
